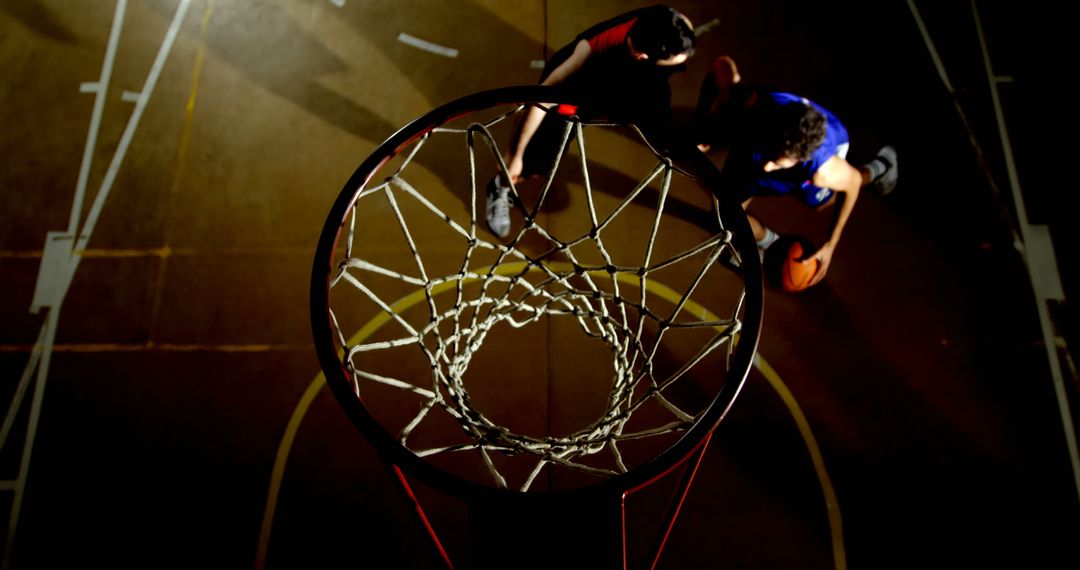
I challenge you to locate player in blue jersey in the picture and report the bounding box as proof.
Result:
[694,56,897,286]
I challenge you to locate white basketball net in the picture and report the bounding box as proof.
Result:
[328,103,748,491]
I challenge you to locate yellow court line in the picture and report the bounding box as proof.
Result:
[147,0,213,340]
[256,262,845,569]
[753,354,847,570]
[255,371,327,570]
[171,2,210,199]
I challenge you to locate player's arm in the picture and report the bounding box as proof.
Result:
[693,75,719,151]
[506,40,592,181]
[806,155,862,284]
[541,39,591,86]
[694,56,741,152]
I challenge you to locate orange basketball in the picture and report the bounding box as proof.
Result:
[763,235,819,292]
[781,240,820,292]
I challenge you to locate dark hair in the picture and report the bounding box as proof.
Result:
[754,100,826,162]
[628,7,696,61]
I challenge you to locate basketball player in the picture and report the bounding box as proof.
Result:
[696,56,898,286]
[486,5,697,238]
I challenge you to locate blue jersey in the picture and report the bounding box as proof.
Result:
[746,93,849,206]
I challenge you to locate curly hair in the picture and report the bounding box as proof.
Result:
[754,99,826,162]
[627,7,696,61]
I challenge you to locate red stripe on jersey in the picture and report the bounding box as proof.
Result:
[587,18,636,54]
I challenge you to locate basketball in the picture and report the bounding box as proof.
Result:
[763,235,820,292]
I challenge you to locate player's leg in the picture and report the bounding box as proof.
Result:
[486,39,582,238]
[486,112,575,238]
[720,208,778,273]
[743,198,780,251]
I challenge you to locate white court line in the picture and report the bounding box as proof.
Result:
[64,0,193,292]
[29,231,73,313]
[121,90,141,102]
[3,308,61,570]
[906,1,954,93]
[67,0,128,236]
[970,0,1079,502]
[907,0,1079,503]
[397,32,459,58]
[0,327,46,451]
[4,0,130,560]
[4,2,195,567]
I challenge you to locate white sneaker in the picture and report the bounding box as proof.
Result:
[485,175,513,238]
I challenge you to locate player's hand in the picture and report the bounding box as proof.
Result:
[807,241,835,286]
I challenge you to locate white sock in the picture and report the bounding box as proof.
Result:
[862,157,887,181]
[757,227,779,250]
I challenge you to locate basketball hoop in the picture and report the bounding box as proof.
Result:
[311,86,762,568]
